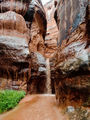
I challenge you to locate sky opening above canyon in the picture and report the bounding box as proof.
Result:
[41,0,51,5]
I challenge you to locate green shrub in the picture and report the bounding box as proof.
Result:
[0,90,26,114]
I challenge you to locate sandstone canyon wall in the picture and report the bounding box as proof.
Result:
[25,0,47,55]
[0,0,90,106]
[0,0,47,93]
[51,0,90,106]
[44,0,58,58]
[0,0,31,91]
[25,0,47,93]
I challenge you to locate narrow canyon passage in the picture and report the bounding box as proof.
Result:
[0,0,90,120]
[0,1,62,120]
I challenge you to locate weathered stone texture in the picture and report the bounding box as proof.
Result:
[0,0,47,93]
[25,0,47,93]
[51,0,90,106]
[27,52,47,94]
[0,0,30,16]
[25,0,47,55]
[44,0,58,58]
[0,11,31,91]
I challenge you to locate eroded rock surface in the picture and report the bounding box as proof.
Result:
[0,0,47,93]
[0,11,31,91]
[24,0,47,93]
[44,0,58,58]
[0,0,30,16]
[27,52,47,94]
[25,0,47,55]
[51,0,90,106]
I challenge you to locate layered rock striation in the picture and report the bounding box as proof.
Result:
[51,0,90,106]
[0,10,31,91]
[0,0,30,16]
[0,0,47,93]
[25,0,47,93]
[25,0,47,55]
[44,0,58,58]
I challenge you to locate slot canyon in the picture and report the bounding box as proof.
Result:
[0,0,90,120]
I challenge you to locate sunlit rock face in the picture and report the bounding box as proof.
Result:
[51,0,90,106]
[0,11,29,39]
[0,0,47,93]
[25,0,47,55]
[44,0,58,58]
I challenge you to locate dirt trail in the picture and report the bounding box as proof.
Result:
[0,95,68,120]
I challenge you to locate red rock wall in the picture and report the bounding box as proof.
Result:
[0,0,47,93]
[44,0,58,58]
[0,0,30,16]
[27,0,47,55]
[51,0,90,106]
[25,0,47,93]
[0,10,31,91]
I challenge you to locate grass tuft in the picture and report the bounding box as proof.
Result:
[0,90,26,114]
